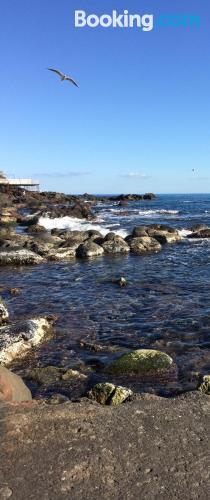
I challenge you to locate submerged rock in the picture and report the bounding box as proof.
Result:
[76,241,104,258]
[0,298,9,325]
[61,369,87,381]
[0,365,32,402]
[108,349,173,375]
[26,366,63,385]
[0,317,52,365]
[26,366,87,385]
[87,382,133,405]
[0,249,45,265]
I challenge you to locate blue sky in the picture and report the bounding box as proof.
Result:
[0,0,209,194]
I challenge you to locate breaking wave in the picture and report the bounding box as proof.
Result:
[39,216,129,238]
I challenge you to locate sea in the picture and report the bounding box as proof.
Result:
[1,193,210,398]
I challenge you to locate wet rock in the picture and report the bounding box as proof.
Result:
[147,230,181,244]
[0,298,9,325]
[132,227,148,238]
[76,241,104,258]
[147,224,177,234]
[0,317,52,365]
[190,224,209,232]
[0,249,45,266]
[26,366,87,385]
[58,230,89,243]
[24,239,55,257]
[79,340,123,353]
[61,369,87,381]
[9,287,21,296]
[188,229,210,239]
[129,237,162,254]
[102,237,130,254]
[26,224,47,234]
[199,375,210,395]
[113,277,127,287]
[108,349,173,375]
[0,233,29,250]
[104,232,120,241]
[48,248,76,260]
[0,365,32,402]
[87,382,133,405]
[87,230,103,239]
[41,201,94,220]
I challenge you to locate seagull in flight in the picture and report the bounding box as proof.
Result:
[47,68,79,87]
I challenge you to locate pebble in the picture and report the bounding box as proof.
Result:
[0,486,13,498]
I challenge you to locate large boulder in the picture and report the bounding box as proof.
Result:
[0,365,32,402]
[129,237,162,254]
[0,249,45,265]
[108,349,173,376]
[52,230,88,243]
[0,298,9,325]
[87,382,133,405]
[0,317,52,365]
[147,230,181,244]
[76,241,104,258]
[132,227,148,238]
[102,236,130,254]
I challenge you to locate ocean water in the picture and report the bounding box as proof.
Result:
[1,193,210,398]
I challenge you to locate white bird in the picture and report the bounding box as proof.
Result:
[47,68,79,87]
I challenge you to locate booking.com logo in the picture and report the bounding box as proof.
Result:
[157,14,200,28]
[74,11,201,31]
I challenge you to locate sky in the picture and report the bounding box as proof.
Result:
[0,0,209,194]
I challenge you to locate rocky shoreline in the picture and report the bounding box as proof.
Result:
[1,188,210,497]
[0,188,210,403]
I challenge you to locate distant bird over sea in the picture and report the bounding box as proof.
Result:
[47,68,79,87]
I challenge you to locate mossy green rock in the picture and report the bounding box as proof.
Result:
[88,382,133,405]
[110,386,133,405]
[108,349,173,375]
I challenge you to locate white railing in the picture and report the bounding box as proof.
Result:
[0,178,39,186]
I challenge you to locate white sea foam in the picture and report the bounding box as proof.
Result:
[178,229,193,238]
[138,209,180,216]
[108,209,180,216]
[39,216,128,238]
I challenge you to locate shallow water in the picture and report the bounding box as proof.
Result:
[1,194,210,398]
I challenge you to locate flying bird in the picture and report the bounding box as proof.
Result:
[47,68,79,87]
